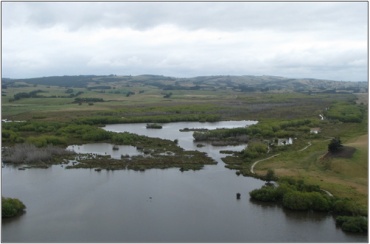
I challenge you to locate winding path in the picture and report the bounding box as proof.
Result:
[298,142,312,152]
[321,189,333,197]
[249,141,334,197]
[250,142,312,174]
[250,154,280,174]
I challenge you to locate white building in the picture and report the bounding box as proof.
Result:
[310,128,321,134]
[277,138,293,146]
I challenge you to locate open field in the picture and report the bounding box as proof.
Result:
[1,79,358,122]
[254,132,368,206]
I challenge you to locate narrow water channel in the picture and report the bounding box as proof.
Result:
[2,121,367,242]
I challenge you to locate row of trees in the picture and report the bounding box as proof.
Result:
[76,114,220,125]
[11,89,86,102]
[12,90,45,101]
[73,98,104,103]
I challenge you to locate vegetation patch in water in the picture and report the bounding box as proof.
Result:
[146,123,163,129]
[2,197,26,218]
[2,143,76,168]
[65,151,215,172]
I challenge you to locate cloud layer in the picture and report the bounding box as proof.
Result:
[2,2,368,81]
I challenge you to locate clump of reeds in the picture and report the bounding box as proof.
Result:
[3,143,75,164]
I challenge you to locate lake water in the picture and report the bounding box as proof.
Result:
[2,121,367,242]
[103,120,257,153]
[66,143,143,159]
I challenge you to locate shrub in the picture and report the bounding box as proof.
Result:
[283,191,311,210]
[111,132,138,145]
[332,198,365,216]
[325,102,363,123]
[308,192,331,211]
[249,185,280,202]
[336,216,368,233]
[2,129,23,143]
[282,191,329,211]
[81,129,111,141]
[242,141,268,160]
[146,123,163,129]
[273,183,294,198]
[2,197,26,218]
[279,178,320,192]
[250,177,365,218]
[264,169,277,182]
[328,137,343,153]
[27,135,67,147]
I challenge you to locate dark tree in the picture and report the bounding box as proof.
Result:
[265,169,276,183]
[328,137,343,153]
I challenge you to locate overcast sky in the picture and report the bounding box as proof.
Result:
[2,2,368,81]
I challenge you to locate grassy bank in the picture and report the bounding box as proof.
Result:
[253,128,368,208]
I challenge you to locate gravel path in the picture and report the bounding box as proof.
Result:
[298,142,312,152]
[250,154,280,174]
[321,189,334,197]
[251,142,312,174]
[249,141,334,197]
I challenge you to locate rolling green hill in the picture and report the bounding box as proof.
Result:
[2,74,367,94]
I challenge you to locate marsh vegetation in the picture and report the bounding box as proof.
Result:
[2,197,26,218]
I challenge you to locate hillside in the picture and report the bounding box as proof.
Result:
[2,74,367,94]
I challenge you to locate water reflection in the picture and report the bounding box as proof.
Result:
[2,213,26,224]
[282,208,330,222]
[67,143,143,159]
[103,121,256,153]
[67,121,254,166]
[249,198,281,210]
[249,193,333,222]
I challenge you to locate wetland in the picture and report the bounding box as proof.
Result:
[2,121,368,242]
[1,74,368,242]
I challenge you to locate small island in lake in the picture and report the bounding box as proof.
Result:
[2,197,26,218]
[146,123,163,129]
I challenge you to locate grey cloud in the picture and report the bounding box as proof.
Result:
[2,2,367,81]
[3,2,367,33]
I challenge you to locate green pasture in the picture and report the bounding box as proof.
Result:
[2,82,360,122]
[256,132,368,207]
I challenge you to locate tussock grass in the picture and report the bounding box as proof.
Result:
[3,143,75,164]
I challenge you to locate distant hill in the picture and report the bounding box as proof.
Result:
[2,74,367,94]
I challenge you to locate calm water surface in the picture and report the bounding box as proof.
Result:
[2,121,367,242]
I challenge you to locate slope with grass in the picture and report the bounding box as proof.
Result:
[254,131,368,208]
